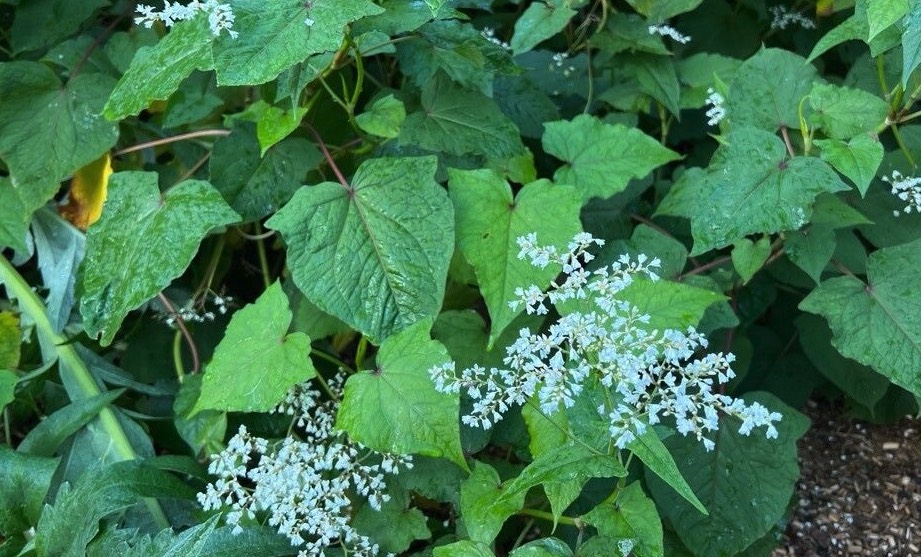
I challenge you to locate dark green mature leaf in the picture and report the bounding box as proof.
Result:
[0,446,58,546]
[814,135,884,196]
[626,0,703,20]
[0,62,118,226]
[88,515,293,557]
[104,16,214,120]
[628,429,706,515]
[194,282,316,414]
[79,172,239,346]
[460,461,527,544]
[646,393,809,557]
[786,225,836,283]
[800,238,921,397]
[581,482,663,557]
[656,127,849,254]
[543,114,679,202]
[732,236,771,284]
[808,83,888,139]
[0,370,16,413]
[808,14,865,62]
[17,390,123,456]
[352,489,431,553]
[35,461,195,557]
[31,208,85,332]
[401,74,526,158]
[903,7,921,88]
[337,319,465,468]
[449,169,582,345]
[727,48,817,130]
[434,540,495,557]
[621,53,681,117]
[10,0,108,54]
[266,156,453,344]
[211,0,382,85]
[861,0,908,42]
[210,123,321,221]
[796,314,890,409]
[510,1,576,56]
[509,538,573,557]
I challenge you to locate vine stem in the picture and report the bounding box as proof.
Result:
[0,255,169,528]
[157,293,201,374]
[71,12,126,78]
[114,129,231,156]
[516,507,581,527]
[780,125,796,158]
[304,123,350,189]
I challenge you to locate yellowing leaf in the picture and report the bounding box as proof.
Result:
[61,152,112,230]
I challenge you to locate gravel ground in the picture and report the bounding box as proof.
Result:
[772,401,921,557]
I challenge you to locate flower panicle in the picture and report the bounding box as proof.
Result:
[135,0,238,38]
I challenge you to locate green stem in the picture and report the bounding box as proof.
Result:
[254,222,271,289]
[172,331,185,384]
[354,336,368,370]
[311,350,355,375]
[0,255,170,528]
[516,508,580,527]
[312,370,340,402]
[890,123,918,168]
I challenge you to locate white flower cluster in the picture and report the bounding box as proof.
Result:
[705,87,727,126]
[197,377,411,556]
[769,6,816,30]
[648,23,691,44]
[135,0,238,38]
[480,27,510,50]
[881,170,921,217]
[429,233,782,452]
[548,52,577,78]
[162,292,233,327]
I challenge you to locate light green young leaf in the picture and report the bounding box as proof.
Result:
[800,238,921,397]
[581,482,663,557]
[656,127,849,255]
[209,123,321,221]
[194,282,316,414]
[814,135,883,196]
[352,489,431,554]
[266,156,453,344]
[510,1,576,56]
[0,311,19,370]
[728,48,817,130]
[542,114,680,202]
[434,540,495,557]
[401,74,526,158]
[628,428,706,515]
[731,236,771,284]
[355,94,406,138]
[808,82,889,139]
[448,169,582,345]
[211,0,382,85]
[617,278,726,331]
[645,393,809,557]
[862,0,908,42]
[903,7,921,88]
[337,319,465,468]
[460,461,527,544]
[104,16,214,120]
[80,172,239,346]
[508,538,573,557]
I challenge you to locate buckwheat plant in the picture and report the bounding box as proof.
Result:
[881,170,921,217]
[135,0,238,38]
[429,233,781,452]
[197,376,411,556]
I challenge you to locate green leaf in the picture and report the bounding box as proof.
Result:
[35,461,195,557]
[79,172,239,346]
[209,123,321,221]
[434,540,495,557]
[542,114,680,202]
[266,156,453,344]
[510,1,576,56]
[625,0,703,20]
[628,428,706,515]
[808,14,865,62]
[617,278,726,331]
[903,7,921,88]
[173,374,227,456]
[800,238,921,397]
[401,74,526,158]
[621,53,681,117]
[786,224,836,283]
[581,482,663,557]
[10,0,109,54]
[509,538,573,557]
[0,177,34,251]
[0,369,16,412]
[194,282,316,414]
[352,489,431,554]
[727,48,817,130]
[606,225,689,280]
[0,311,19,370]
[862,0,909,42]
[31,208,86,332]
[645,393,809,557]
[520,403,580,527]
[104,17,214,120]
[0,446,57,547]
[814,135,884,196]
[337,319,465,468]
[656,127,849,254]
[460,461,527,545]
[810,193,873,228]
[732,236,771,284]
[211,0,383,85]
[448,169,582,345]
[17,390,123,457]
[796,314,890,409]
[355,94,407,138]
[0,62,118,211]
[808,82,889,139]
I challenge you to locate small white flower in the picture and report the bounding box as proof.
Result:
[648,23,691,44]
[882,170,921,216]
[481,26,511,50]
[705,87,727,126]
[770,6,816,30]
[134,0,238,38]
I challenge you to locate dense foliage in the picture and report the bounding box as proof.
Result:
[1,0,919,556]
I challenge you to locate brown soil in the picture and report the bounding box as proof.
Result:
[772,401,921,557]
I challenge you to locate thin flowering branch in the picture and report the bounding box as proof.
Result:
[705,87,727,126]
[881,170,921,216]
[429,233,782,451]
[304,123,351,190]
[648,23,691,44]
[769,6,816,31]
[157,292,200,374]
[135,1,238,38]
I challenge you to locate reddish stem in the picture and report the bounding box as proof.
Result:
[304,123,350,189]
[157,293,201,374]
